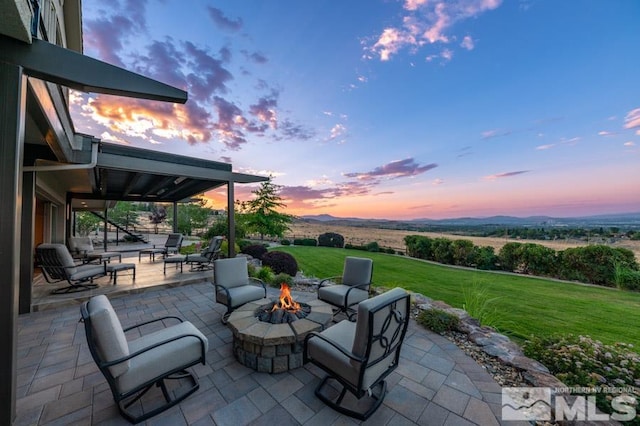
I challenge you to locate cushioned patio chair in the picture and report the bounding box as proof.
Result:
[139,233,183,261]
[185,236,223,271]
[80,295,208,424]
[68,236,122,263]
[36,243,107,294]
[214,256,267,323]
[304,287,410,420]
[317,256,373,320]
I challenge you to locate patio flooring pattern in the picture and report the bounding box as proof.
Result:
[14,282,522,425]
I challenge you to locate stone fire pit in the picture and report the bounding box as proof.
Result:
[227,298,333,373]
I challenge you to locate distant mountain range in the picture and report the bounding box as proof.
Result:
[300,212,640,228]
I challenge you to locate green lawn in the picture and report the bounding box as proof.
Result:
[273,246,640,349]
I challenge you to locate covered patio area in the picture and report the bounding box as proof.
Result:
[15,281,508,425]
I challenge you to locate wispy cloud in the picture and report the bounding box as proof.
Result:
[536,144,555,150]
[484,170,529,180]
[366,0,502,62]
[481,128,511,139]
[598,130,617,136]
[624,108,640,134]
[344,158,438,181]
[624,141,636,147]
[432,178,444,185]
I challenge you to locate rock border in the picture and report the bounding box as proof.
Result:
[410,291,568,390]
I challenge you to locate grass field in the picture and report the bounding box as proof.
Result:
[273,245,640,349]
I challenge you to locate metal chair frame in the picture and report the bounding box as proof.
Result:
[304,289,410,420]
[36,244,106,294]
[80,300,207,424]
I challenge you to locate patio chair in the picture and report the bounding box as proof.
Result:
[80,295,208,424]
[304,287,410,420]
[213,256,267,323]
[317,256,373,320]
[68,236,122,263]
[139,233,183,261]
[36,243,107,294]
[185,236,223,271]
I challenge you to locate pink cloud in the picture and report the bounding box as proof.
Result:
[624,108,640,130]
[367,0,502,61]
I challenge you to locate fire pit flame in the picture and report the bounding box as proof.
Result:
[272,283,300,312]
[256,283,311,324]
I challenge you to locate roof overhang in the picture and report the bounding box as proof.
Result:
[0,35,187,103]
[32,141,268,210]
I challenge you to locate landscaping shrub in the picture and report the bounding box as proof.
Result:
[473,246,498,270]
[262,250,298,276]
[366,241,380,252]
[344,243,367,251]
[524,334,640,422]
[219,240,240,258]
[238,239,253,252]
[558,245,638,286]
[272,272,294,288]
[452,239,476,267]
[293,238,317,246]
[519,243,557,276]
[432,238,454,264]
[406,235,640,289]
[384,248,396,254]
[498,242,525,272]
[280,239,291,246]
[405,235,435,260]
[242,244,268,260]
[247,262,257,278]
[417,309,460,334]
[318,232,345,248]
[256,265,274,284]
[614,265,640,291]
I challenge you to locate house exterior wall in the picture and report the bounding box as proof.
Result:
[0,1,82,421]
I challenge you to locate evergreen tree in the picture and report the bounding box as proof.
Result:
[240,179,294,239]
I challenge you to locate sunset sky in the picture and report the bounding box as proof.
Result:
[70,0,640,220]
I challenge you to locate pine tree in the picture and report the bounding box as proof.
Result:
[241,179,294,240]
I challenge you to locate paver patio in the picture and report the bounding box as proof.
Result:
[16,263,521,425]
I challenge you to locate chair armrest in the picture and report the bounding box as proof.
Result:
[122,316,183,332]
[343,283,371,308]
[249,277,267,288]
[100,332,207,368]
[318,276,341,287]
[304,331,365,363]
